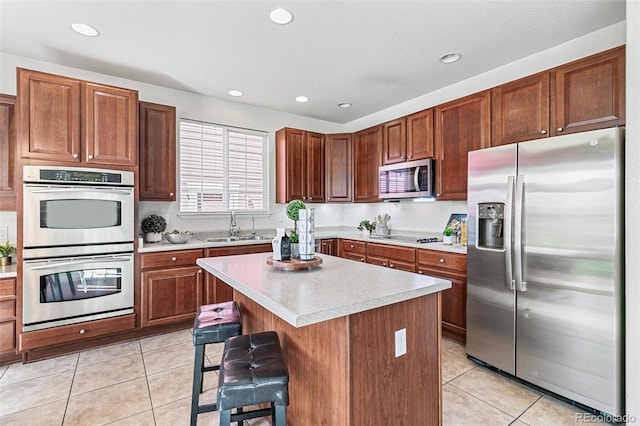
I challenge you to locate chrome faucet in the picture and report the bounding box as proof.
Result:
[229,211,239,238]
[251,217,256,237]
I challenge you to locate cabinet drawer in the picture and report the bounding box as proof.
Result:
[417,250,466,274]
[342,252,366,263]
[367,243,415,263]
[0,299,16,319]
[0,279,16,297]
[141,249,204,270]
[340,239,366,255]
[19,314,136,351]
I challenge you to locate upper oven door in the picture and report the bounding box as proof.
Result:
[23,184,135,248]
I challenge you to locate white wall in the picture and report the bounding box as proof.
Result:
[625,0,639,420]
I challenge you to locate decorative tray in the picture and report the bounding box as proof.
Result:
[266,256,323,270]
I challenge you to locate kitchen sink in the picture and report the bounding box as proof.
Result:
[205,235,270,243]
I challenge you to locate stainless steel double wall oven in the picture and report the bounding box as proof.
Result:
[22,165,135,331]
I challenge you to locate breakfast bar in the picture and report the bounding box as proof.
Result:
[197,252,451,425]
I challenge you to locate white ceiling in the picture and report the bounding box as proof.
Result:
[0,1,625,124]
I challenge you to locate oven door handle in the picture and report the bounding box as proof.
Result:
[26,257,132,270]
[26,187,133,194]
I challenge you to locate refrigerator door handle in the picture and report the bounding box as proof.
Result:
[514,175,526,291]
[504,176,515,290]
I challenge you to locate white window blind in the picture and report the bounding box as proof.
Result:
[179,120,268,214]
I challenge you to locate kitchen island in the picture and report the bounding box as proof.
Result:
[197,252,451,425]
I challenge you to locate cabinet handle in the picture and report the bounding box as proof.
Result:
[171,257,177,262]
[540,130,547,134]
[72,153,79,159]
[88,154,94,160]
[439,258,445,263]
[79,329,86,335]
[557,127,564,132]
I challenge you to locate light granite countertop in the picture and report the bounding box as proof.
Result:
[139,229,467,255]
[0,263,17,279]
[197,252,451,328]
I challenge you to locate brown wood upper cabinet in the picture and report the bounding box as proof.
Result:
[276,127,325,203]
[325,133,353,202]
[17,68,138,167]
[553,45,625,136]
[492,72,550,146]
[435,90,491,201]
[383,109,434,165]
[139,101,176,201]
[353,125,382,203]
[0,95,16,211]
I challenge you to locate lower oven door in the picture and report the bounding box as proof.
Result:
[23,253,134,331]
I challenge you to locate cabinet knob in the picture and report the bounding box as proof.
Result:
[72,153,79,159]
[418,270,423,274]
[408,154,413,159]
[400,155,405,159]
[360,258,365,262]
[198,269,202,274]
[382,262,387,267]
[171,257,177,261]
[169,192,174,197]
[350,244,354,248]
[557,127,564,132]
[540,130,547,135]
[439,258,445,263]
[88,154,94,160]
[389,263,394,268]
[79,329,86,335]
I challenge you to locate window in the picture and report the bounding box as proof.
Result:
[179,120,268,214]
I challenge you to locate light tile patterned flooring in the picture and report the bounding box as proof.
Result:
[0,329,607,425]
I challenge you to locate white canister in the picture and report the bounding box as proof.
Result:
[298,209,315,260]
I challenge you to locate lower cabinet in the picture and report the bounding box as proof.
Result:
[0,278,17,359]
[338,239,366,262]
[366,243,416,272]
[140,249,204,328]
[315,238,337,256]
[203,244,272,305]
[417,250,467,344]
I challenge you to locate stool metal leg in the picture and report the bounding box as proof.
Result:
[220,410,231,426]
[274,404,286,426]
[190,344,206,426]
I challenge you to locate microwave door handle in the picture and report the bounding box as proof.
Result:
[414,166,420,190]
[26,257,132,270]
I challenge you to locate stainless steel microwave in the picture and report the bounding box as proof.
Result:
[378,159,434,200]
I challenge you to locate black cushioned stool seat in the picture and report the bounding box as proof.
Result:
[190,301,242,426]
[217,331,289,426]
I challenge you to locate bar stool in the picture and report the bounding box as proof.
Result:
[217,331,289,426]
[190,301,242,426]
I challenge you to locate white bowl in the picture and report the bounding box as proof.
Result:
[165,232,193,244]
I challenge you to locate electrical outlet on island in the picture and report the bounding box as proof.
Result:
[395,328,407,357]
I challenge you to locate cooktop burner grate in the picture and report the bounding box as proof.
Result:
[416,237,441,243]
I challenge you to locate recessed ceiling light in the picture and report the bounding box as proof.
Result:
[295,96,309,103]
[440,53,462,64]
[71,23,99,37]
[338,102,352,108]
[269,8,294,25]
[228,90,244,97]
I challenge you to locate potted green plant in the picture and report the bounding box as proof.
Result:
[0,240,16,266]
[286,199,306,229]
[443,226,453,245]
[357,220,375,236]
[289,229,299,259]
[141,214,167,243]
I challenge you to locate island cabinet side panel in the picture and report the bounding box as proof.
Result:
[233,291,350,426]
[349,293,441,425]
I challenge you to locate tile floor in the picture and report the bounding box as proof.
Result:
[0,330,608,425]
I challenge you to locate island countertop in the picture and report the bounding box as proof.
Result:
[196,252,451,328]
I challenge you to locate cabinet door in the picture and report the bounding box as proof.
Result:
[492,72,550,146]
[418,267,467,343]
[305,131,325,202]
[434,90,491,201]
[139,101,176,200]
[406,108,434,160]
[353,125,382,203]
[553,46,625,136]
[319,239,337,256]
[382,118,407,165]
[17,68,81,162]
[325,133,353,202]
[0,95,16,211]
[83,82,138,166]
[141,266,203,327]
[276,127,305,203]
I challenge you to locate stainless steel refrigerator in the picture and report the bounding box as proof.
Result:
[466,127,624,416]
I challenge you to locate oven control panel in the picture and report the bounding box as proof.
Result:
[23,165,134,186]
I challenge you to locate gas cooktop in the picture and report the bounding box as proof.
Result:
[416,237,442,244]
